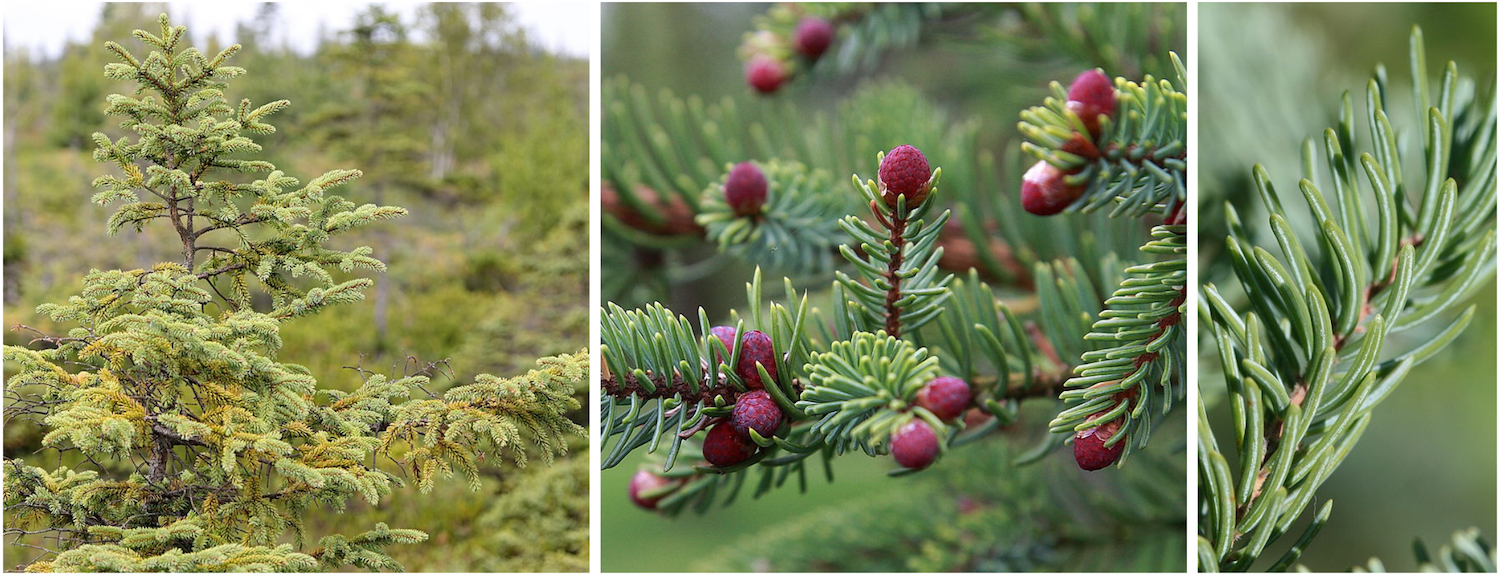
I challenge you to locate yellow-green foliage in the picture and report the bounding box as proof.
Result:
[381,352,588,491]
[4,12,587,572]
[472,439,590,572]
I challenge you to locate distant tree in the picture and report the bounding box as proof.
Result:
[308,6,433,346]
[45,46,107,149]
[46,3,164,149]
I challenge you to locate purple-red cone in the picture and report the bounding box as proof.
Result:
[890,419,939,470]
[703,422,758,467]
[736,330,777,389]
[878,144,932,208]
[628,470,674,510]
[746,56,786,94]
[1066,69,1116,136]
[724,162,768,216]
[710,325,737,354]
[730,389,783,440]
[915,376,972,421]
[794,17,834,60]
[1021,160,1085,216]
[1073,417,1125,471]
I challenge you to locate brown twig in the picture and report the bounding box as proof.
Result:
[937,217,1034,290]
[997,372,1073,400]
[875,200,910,337]
[600,371,741,405]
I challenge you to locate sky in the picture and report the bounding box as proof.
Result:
[1,1,596,58]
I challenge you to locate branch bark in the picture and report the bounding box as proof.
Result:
[876,201,909,338]
[600,371,747,404]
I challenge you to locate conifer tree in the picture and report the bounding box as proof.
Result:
[307,6,433,347]
[3,15,584,572]
[600,3,1185,570]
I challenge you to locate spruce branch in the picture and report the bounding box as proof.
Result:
[600,270,814,472]
[603,180,1035,288]
[601,79,1134,294]
[1004,57,1191,469]
[737,3,1185,93]
[737,3,954,84]
[1018,53,1188,218]
[696,160,844,274]
[1198,27,1497,571]
[1046,223,1186,467]
[1008,3,1184,80]
[835,150,951,338]
[600,13,1186,564]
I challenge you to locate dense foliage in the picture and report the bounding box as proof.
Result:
[3,5,588,572]
[600,3,1186,571]
[1197,17,1497,573]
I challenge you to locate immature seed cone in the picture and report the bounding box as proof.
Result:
[794,17,834,60]
[1021,160,1085,216]
[1066,69,1117,136]
[890,419,939,470]
[628,470,674,510]
[915,376,972,421]
[709,325,737,364]
[746,55,787,94]
[736,330,777,389]
[723,162,768,216]
[878,144,932,208]
[1073,417,1125,471]
[730,389,782,439]
[703,422,757,467]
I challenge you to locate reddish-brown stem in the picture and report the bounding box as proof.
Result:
[1239,236,1422,526]
[1335,234,1422,350]
[600,372,739,404]
[880,200,910,338]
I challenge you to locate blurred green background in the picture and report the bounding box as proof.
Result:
[602,3,1187,572]
[3,2,588,571]
[1199,3,1496,571]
